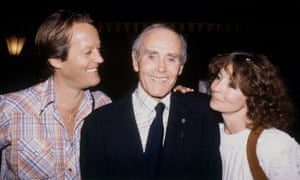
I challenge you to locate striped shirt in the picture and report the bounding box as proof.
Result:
[0,76,111,179]
[132,83,170,152]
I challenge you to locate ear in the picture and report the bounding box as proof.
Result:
[131,51,139,72]
[178,64,184,75]
[48,58,63,69]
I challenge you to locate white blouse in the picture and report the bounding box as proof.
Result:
[219,123,300,180]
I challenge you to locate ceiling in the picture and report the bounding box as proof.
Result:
[2,0,299,23]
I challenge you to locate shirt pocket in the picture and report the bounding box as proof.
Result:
[15,137,55,179]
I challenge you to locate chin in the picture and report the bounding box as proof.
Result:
[88,78,101,87]
[151,92,168,99]
[209,102,218,111]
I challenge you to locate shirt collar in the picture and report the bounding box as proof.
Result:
[133,83,171,111]
[39,76,93,115]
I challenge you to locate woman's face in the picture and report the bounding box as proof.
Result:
[209,65,247,116]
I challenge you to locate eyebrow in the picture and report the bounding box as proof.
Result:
[143,49,180,58]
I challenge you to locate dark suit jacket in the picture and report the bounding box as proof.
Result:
[80,91,222,180]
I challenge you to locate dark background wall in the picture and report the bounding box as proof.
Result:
[0,0,299,141]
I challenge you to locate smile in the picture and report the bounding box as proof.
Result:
[86,68,98,72]
[150,76,168,82]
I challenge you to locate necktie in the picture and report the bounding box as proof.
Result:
[145,102,165,178]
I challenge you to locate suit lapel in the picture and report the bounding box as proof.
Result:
[117,96,144,155]
[164,93,188,150]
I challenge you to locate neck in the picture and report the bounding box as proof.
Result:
[222,113,250,135]
[53,76,85,111]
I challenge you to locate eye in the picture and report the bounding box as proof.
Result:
[167,57,176,62]
[148,55,156,60]
[84,50,92,55]
[166,55,180,63]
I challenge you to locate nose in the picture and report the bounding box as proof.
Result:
[94,50,104,64]
[157,59,166,72]
[210,80,219,92]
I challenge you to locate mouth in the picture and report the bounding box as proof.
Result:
[86,68,98,72]
[211,95,223,102]
[150,76,168,82]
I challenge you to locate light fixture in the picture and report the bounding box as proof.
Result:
[5,35,26,56]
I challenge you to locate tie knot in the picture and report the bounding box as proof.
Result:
[155,103,165,115]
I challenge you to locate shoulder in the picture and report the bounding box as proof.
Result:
[82,94,131,128]
[1,79,49,103]
[0,86,42,122]
[172,91,210,106]
[257,128,300,162]
[259,128,299,148]
[172,91,219,124]
[90,90,110,99]
[257,128,300,178]
[90,90,112,108]
[0,86,36,107]
[87,94,130,118]
[172,92,215,117]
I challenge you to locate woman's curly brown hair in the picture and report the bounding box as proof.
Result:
[208,51,295,131]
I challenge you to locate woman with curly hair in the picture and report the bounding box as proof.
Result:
[208,51,300,180]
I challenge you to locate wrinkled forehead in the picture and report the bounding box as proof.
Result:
[141,28,182,53]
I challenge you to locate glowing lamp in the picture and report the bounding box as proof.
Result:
[6,35,26,56]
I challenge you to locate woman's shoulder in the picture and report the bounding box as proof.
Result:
[260,128,298,145]
[258,128,300,159]
[259,128,299,147]
[257,128,300,178]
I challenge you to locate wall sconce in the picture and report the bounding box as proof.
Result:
[5,35,26,56]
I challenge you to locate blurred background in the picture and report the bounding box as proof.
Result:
[0,0,299,141]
